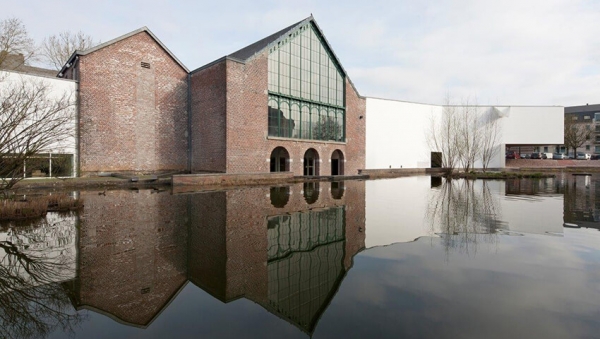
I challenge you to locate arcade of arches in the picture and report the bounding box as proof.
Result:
[269,147,345,176]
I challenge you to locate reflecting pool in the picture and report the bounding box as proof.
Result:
[1,174,600,338]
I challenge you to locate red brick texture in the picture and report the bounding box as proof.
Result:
[190,60,227,172]
[76,190,189,326]
[74,182,365,324]
[76,32,188,175]
[223,53,367,175]
[188,180,366,303]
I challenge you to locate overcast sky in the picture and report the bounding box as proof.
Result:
[5,0,600,106]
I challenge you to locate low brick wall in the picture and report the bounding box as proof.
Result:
[173,172,295,186]
[506,159,600,168]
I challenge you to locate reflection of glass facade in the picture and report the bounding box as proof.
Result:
[268,23,345,142]
[266,206,345,331]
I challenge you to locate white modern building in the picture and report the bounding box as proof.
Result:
[365,97,564,170]
[0,68,77,178]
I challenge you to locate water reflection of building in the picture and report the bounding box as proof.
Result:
[562,174,600,229]
[69,181,365,334]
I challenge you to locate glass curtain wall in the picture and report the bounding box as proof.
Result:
[268,23,345,142]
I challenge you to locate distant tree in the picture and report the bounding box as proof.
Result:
[480,108,502,171]
[40,31,98,70]
[455,100,482,172]
[428,96,503,173]
[427,96,461,173]
[564,115,590,157]
[0,78,75,192]
[312,115,342,141]
[0,17,35,69]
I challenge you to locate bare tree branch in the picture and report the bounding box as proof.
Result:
[0,18,35,69]
[40,31,98,70]
[0,76,75,191]
[564,115,590,156]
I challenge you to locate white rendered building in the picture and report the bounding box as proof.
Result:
[0,69,77,177]
[365,97,564,170]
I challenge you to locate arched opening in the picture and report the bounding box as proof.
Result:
[303,182,320,204]
[270,186,290,208]
[331,150,344,176]
[303,148,320,176]
[330,181,344,200]
[270,147,290,172]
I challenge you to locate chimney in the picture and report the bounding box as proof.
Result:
[0,51,25,69]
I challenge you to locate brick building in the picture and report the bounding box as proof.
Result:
[72,181,366,332]
[60,16,366,176]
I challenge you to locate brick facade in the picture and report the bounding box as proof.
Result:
[62,18,365,176]
[190,60,227,172]
[73,31,188,175]
[73,181,365,327]
[222,53,366,176]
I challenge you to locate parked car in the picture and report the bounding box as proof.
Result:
[591,154,600,160]
[576,153,591,160]
[553,153,568,160]
[505,151,520,159]
[531,152,542,159]
[521,153,531,159]
[543,152,553,159]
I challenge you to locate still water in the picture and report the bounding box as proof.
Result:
[1,175,600,338]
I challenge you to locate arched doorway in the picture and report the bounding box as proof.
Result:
[331,150,344,175]
[270,147,290,172]
[330,181,344,199]
[303,148,320,176]
[303,182,320,204]
[270,186,290,208]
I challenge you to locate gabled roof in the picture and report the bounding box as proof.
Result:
[190,16,357,90]
[58,26,189,76]
[227,17,309,62]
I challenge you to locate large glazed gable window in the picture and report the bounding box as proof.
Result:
[267,23,345,142]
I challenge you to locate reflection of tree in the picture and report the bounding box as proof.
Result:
[426,178,501,258]
[312,115,342,141]
[0,217,83,339]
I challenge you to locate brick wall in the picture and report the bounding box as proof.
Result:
[225,53,367,176]
[77,32,188,175]
[76,190,189,326]
[75,181,365,325]
[190,60,227,172]
[188,180,366,303]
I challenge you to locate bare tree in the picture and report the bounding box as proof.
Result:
[480,108,503,171]
[40,31,98,70]
[0,17,35,69]
[0,77,75,191]
[427,95,460,172]
[428,96,504,173]
[564,115,590,157]
[456,100,482,172]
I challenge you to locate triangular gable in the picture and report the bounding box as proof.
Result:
[58,26,189,76]
[226,16,348,78]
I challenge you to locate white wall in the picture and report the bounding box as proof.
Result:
[366,98,442,169]
[501,106,564,145]
[0,70,77,175]
[366,97,564,169]
[365,177,564,249]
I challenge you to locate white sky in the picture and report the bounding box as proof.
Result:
[5,0,600,106]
